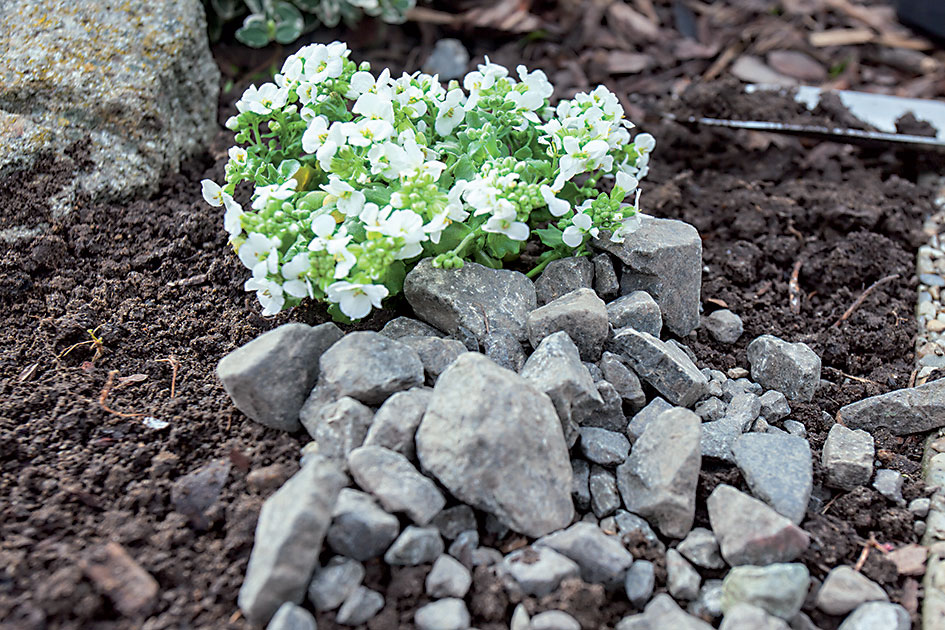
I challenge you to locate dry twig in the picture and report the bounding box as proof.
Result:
[157,356,181,398]
[833,274,899,327]
[788,260,803,314]
[98,371,143,419]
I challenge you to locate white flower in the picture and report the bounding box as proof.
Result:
[353,91,395,124]
[302,44,345,84]
[223,196,244,239]
[244,274,285,315]
[359,202,388,233]
[435,89,465,137]
[379,209,426,259]
[347,118,394,147]
[615,171,639,196]
[321,175,365,216]
[301,116,330,154]
[540,185,570,217]
[227,147,248,167]
[482,200,529,241]
[277,55,303,86]
[316,122,349,171]
[634,132,656,153]
[562,212,599,248]
[201,179,225,206]
[238,232,280,271]
[236,83,288,116]
[252,180,296,210]
[553,137,610,191]
[327,281,388,319]
[281,252,314,298]
[463,58,509,109]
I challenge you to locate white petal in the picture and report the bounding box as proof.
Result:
[201,180,223,206]
[312,214,336,237]
[562,226,584,248]
[340,293,372,319]
[505,221,530,241]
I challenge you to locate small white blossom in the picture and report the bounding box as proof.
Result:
[562,212,599,248]
[353,91,395,124]
[238,232,280,272]
[540,185,570,217]
[482,200,529,241]
[227,147,248,167]
[281,252,314,298]
[327,281,389,319]
[223,196,244,239]
[201,179,225,206]
[301,116,330,154]
[236,83,288,116]
[252,180,296,210]
[379,209,426,259]
[322,175,366,216]
[435,89,466,137]
[244,275,285,315]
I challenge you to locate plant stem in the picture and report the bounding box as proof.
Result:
[451,230,479,259]
[526,251,564,278]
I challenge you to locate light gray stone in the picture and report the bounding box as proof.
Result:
[502,545,581,597]
[822,424,874,491]
[695,397,727,422]
[417,353,573,537]
[600,352,647,410]
[627,397,673,441]
[535,257,595,305]
[759,390,791,422]
[327,488,400,560]
[617,593,715,630]
[595,215,702,336]
[580,427,631,466]
[677,527,724,569]
[624,559,656,607]
[837,378,945,435]
[836,602,909,630]
[704,309,744,344]
[267,602,317,630]
[447,530,478,567]
[482,329,527,372]
[317,331,425,405]
[689,579,724,620]
[535,522,634,587]
[732,432,812,524]
[708,485,810,566]
[307,556,364,611]
[700,393,761,463]
[607,291,663,337]
[217,323,343,432]
[531,610,581,630]
[610,328,708,407]
[431,505,477,541]
[814,566,888,615]
[617,408,701,538]
[404,258,537,342]
[380,316,444,339]
[666,549,701,600]
[414,598,471,630]
[613,510,666,553]
[362,387,431,459]
[471,546,503,567]
[300,396,374,460]
[238,457,346,625]
[593,253,620,299]
[422,38,469,81]
[397,335,468,384]
[590,465,621,518]
[426,554,472,598]
[336,585,384,625]
[511,603,531,630]
[783,420,807,439]
[527,288,609,361]
[872,469,904,504]
[721,563,809,619]
[572,380,628,433]
[720,603,791,630]
[746,336,821,403]
[585,361,605,381]
[909,497,930,518]
[384,526,444,565]
[347,446,446,525]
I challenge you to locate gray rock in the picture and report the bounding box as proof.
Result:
[667,549,701,600]
[447,530,478,567]
[572,380,628,433]
[482,329,527,372]
[580,427,631,466]
[535,522,634,587]
[720,603,791,630]
[759,391,791,422]
[746,336,821,403]
[572,459,591,512]
[347,446,446,525]
[617,408,701,538]
[426,554,472,598]
[704,310,744,344]
[595,215,702,336]
[527,288,609,361]
[502,545,581,597]
[380,316,444,339]
[814,566,888,615]
[421,38,469,81]
[783,420,807,439]
[317,331,425,405]
[267,602,317,630]
[695,397,727,422]
[238,457,346,625]
[732,433,812,524]
[667,339,699,365]
[336,586,384,625]
[721,563,809,619]
[397,336,468,384]
[625,559,656,607]
[327,488,400,560]
[872,469,904,504]
[909,497,930,518]
[414,598,471,630]
[593,253,620,299]
[837,378,945,435]
[217,323,343,432]
[708,485,810,566]
[431,505,478,541]
[531,610,581,630]
[300,396,374,460]
[535,257,595,305]
[170,459,230,528]
[677,527,725,569]
[404,258,537,343]
[822,424,874,491]
[610,328,708,407]
[837,602,909,630]
[613,510,666,553]
[590,465,622,518]
[585,361,605,381]
[511,603,531,630]
[307,556,364,611]
[471,546,503,567]
[362,387,431,460]
[617,593,715,630]
[627,397,674,441]
[607,291,663,337]
[700,393,761,463]
[600,352,647,410]
[417,353,573,537]
[384,526,444,565]
[725,392,763,430]
[689,579,724,620]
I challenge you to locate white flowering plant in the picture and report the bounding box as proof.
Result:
[202,41,655,321]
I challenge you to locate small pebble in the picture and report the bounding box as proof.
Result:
[909,497,930,518]
[919,273,945,287]
[872,469,904,504]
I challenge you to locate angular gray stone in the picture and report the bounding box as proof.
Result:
[600,352,647,410]
[837,602,909,630]
[732,432,812,524]
[572,380,628,433]
[613,510,666,553]
[414,598,471,630]
[536,522,633,587]
[397,335,468,385]
[317,331,424,405]
[238,457,346,625]
[527,288,609,361]
[759,390,791,422]
[531,610,581,630]
[610,328,708,407]
[593,253,620,299]
[502,546,581,597]
[708,485,810,566]
[783,420,807,439]
[535,256,595,305]
[384,526,444,565]
[746,336,821,403]
[431,505,477,540]
[380,316,444,339]
[482,329,527,372]
[447,530,478,567]
[689,579,724,620]
[327,488,400,560]
[590,465,621,518]
[814,566,888,615]
[580,427,631,466]
[417,353,573,537]
[307,556,364,611]
[595,215,702,336]
[511,604,531,630]
[347,446,445,525]
[667,549,701,600]
[872,469,904,504]
[700,393,761,463]
[585,361,605,381]
[677,527,724,569]
[362,387,431,460]
[217,323,343,432]
[837,378,945,435]
[267,602,317,630]
[572,459,591,512]
[300,396,374,460]
[617,593,715,630]
[627,397,674,441]
[720,603,791,630]
[695,397,727,422]
[617,408,701,538]
[624,559,656,607]
[607,291,663,337]
[822,424,874,491]
[336,585,384,625]
[721,563,809,620]
[704,309,744,344]
[425,554,472,598]
[404,258,537,342]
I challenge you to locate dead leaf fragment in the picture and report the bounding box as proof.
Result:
[730,55,798,86]
[767,50,827,82]
[606,51,653,74]
[607,2,661,42]
[81,542,159,618]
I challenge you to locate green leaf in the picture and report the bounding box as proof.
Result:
[535,227,564,249]
[382,260,407,295]
[327,302,354,324]
[292,0,321,10]
[297,191,327,211]
[513,146,532,160]
[344,220,366,242]
[272,2,304,43]
[364,186,392,206]
[473,250,501,269]
[274,20,302,44]
[485,233,522,260]
[244,0,266,14]
[452,156,476,182]
[424,221,472,255]
[236,15,272,47]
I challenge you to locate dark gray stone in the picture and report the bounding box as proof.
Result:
[362,387,431,460]
[307,556,364,611]
[613,510,665,553]
[335,585,384,625]
[397,335,467,384]
[317,331,424,405]
[837,378,945,435]
[573,380,628,433]
[580,427,631,466]
[610,328,708,407]
[502,546,581,597]
[447,530,478,568]
[572,459,591,512]
[535,257,595,305]
[527,288,609,361]
[759,390,791,422]
[732,433,812,524]
[300,396,374,460]
[600,352,647,410]
[483,329,527,372]
[380,316,444,339]
[347,446,446,525]
[822,424,874,491]
[535,522,634,587]
[607,291,662,337]
[695,397,727,422]
[593,253,620,299]
[327,488,400,560]
[704,309,744,344]
[589,465,621,518]
[746,335,821,403]
[431,505,477,541]
[384,526,444,565]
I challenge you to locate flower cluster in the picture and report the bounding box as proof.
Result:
[202,41,655,320]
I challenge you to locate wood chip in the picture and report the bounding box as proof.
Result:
[81,542,159,617]
[462,0,543,33]
[767,50,827,82]
[809,28,874,48]
[606,51,654,74]
[730,55,798,86]
[607,1,661,41]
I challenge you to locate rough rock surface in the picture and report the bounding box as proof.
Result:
[535,522,634,587]
[732,432,812,524]
[347,446,445,525]
[535,257,595,305]
[720,563,809,619]
[610,328,708,407]
[837,378,945,435]
[822,424,875,491]
[527,288,610,361]
[815,565,888,615]
[502,546,581,597]
[316,331,424,406]
[326,488,399,561]
[746,335,821,402]
[606,291,663,337]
